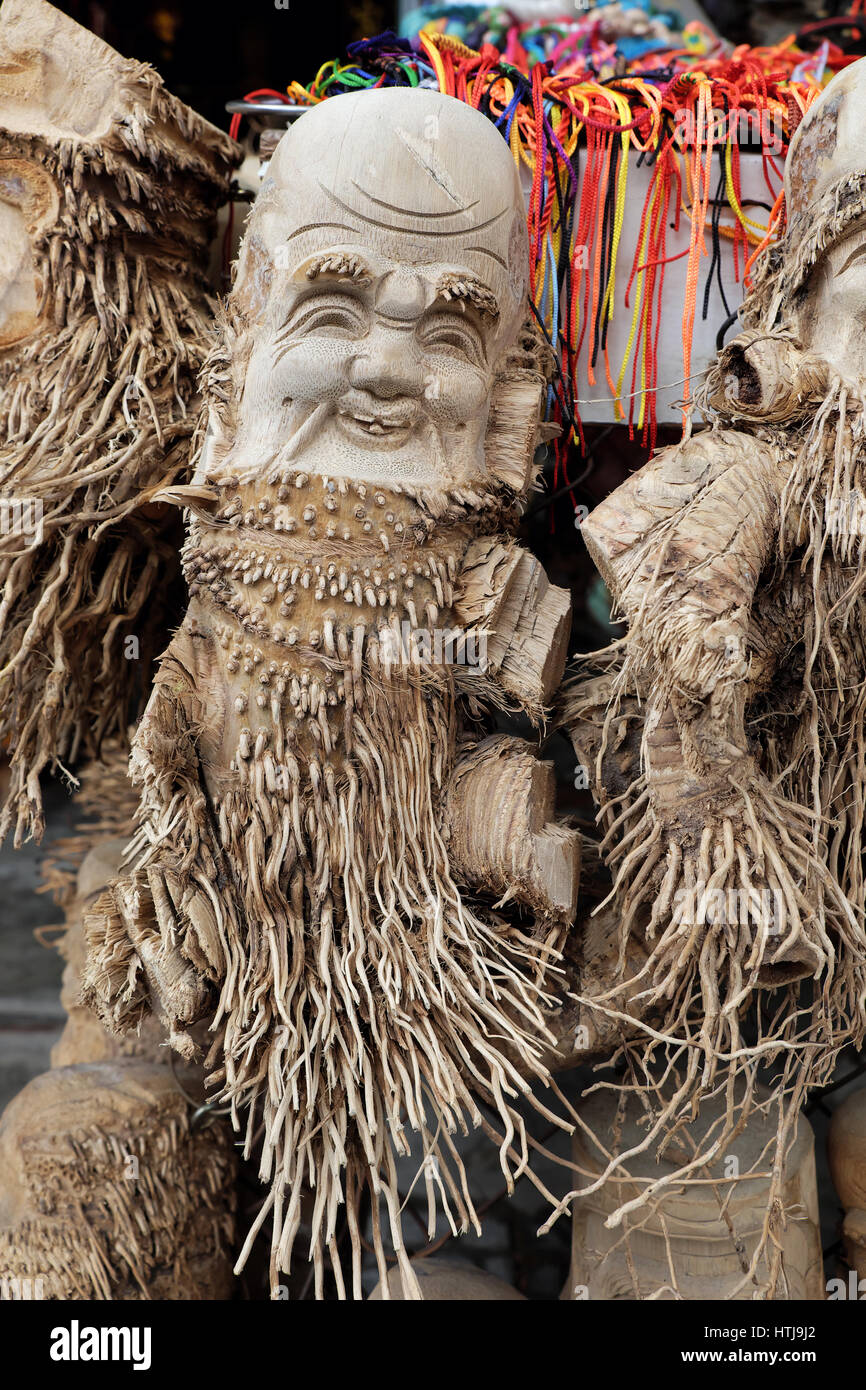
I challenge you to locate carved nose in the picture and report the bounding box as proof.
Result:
[349,339,424,399]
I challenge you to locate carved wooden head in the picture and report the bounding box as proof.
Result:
[200,88,539,493]
[0,0,237,351]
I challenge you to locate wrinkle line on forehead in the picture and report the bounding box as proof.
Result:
[285,221,366,244]
[321,182,510,239]
[350,180,481,220]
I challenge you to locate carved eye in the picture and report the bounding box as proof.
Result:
[420,314,484,366]
[285,295,367,339]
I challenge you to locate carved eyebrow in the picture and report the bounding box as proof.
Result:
[303,251,373,285]
[433,273,499,321]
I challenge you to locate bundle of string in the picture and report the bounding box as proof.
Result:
[229,16,862,513]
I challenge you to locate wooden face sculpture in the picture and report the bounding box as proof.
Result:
[85,88,578,1299]
[0,0,238,845]
[210,88,528,492]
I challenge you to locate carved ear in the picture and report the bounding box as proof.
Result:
[485,370,546,492]
[484,313,554,493]
[0,157,59,346]
[704,330,828,423]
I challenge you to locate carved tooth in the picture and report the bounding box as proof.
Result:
[234,696,247,713]
[309,629,321,648]
[365,585,377,607]
[405,575,414,590]
[290,567,300,585]
[433,575,444,605]
[263,561,274,579]
[389,586,398,607]
[301,570,311,589]
[353,578,363,606]
[337,630,350,661]
[290,677,301,704]
[406,599,418,628]
[271,694,282,726]
[323,616,336,655]
[287,627,299,645]
[256,693,267,708]
[295,473,309,488]
[379,532,390,552]
[426,603,439,627]
[279,597,295,616]
[238,729,251,759]
[377,589,387,607]
[309,682,320,716]
[303,505,316,523]
[254,730,269,757]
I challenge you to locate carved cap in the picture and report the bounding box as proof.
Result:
[235,87,530,353]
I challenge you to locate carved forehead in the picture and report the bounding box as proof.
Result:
[235,88,528,334]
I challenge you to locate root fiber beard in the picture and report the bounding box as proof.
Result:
[85,469,569,1299]
[0,99,237,846]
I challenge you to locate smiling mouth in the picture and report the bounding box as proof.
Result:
[335,406,415,447]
